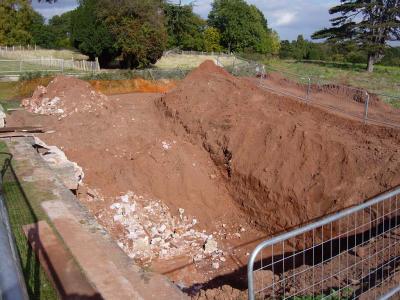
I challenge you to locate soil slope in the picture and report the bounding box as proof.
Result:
[157,60,400,235]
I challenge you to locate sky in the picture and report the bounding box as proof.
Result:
[32,0,338,41]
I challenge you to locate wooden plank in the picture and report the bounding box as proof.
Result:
[22,221,102,300]
[0,127,44,133]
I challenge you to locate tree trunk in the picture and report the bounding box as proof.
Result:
[367,54,375,73]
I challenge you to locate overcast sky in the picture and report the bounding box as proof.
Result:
[32,0,338,41]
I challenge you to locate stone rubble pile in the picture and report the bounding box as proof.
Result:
[108,191,226,267]
[22,86,64,115]
[21,77,108,118]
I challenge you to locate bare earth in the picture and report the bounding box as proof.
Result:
[8,61,400,298]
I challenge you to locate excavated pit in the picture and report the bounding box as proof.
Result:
[7,62,400,297]
[157,61,400,236]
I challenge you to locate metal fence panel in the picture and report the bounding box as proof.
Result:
[248,187,400,300]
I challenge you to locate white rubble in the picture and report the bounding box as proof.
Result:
[162,141,172,150]
[204,237,218,254]
[105,191,225,268]
[33,137,84,190]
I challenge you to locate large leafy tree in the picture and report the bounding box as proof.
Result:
[208,0,278,54]
[48,11,74,48]
[312,0,400,72]
[70,0,116,66]
[97,0,167,68]
[0,0,39,45]
[164,2,205,51]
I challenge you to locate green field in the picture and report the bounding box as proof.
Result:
[264,59,400,107]
[1,49,87,61]
[0,57,64,74]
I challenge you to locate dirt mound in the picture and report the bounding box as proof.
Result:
[157,60,400,236]
[22,75,109,116]
[186,60,232,80]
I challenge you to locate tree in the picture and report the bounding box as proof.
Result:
[164,2,205,50]
[97,0,167,68]
[208,0,278,54]
[0,0,38,45]
[203,27,222,52]
[312,0,400,72]
[30,11,56,48]
[70,0,116,66]
[48,11,74,48]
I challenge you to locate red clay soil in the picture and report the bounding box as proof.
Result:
[157,60,400,236]
[7,63,400,295]
[9,75,264,287]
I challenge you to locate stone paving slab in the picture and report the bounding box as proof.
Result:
[23,221,101,300]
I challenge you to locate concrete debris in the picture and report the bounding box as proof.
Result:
[22,77,108,118]
[0,104,6,128]
[233,232,241,238]
[212,262,220,269]
[106,191,225,265]
[33,137,84,190]
[162,141,172,150]
[204,237,218,254]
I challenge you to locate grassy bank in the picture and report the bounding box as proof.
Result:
[265,59,400,107]
[0,77,54,111]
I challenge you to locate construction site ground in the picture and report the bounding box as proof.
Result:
[5,61,400,298]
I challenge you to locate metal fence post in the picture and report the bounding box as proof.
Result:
[148,69,155,81]
[306,77,311,101]
[19,60,22,73]
[364,91,370,124]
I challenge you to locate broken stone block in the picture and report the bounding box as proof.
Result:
[204,237,218,254]
[33,137,84,190]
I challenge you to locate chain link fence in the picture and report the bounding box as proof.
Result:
[0,150,57,299]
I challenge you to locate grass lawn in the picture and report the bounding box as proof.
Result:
[155,53,241,69]
[0,81,21,111]
[0,142,58,300]
[0,77,55,112]
[0,56,63,74]
[265,59,400,107]
[1,49,87,60]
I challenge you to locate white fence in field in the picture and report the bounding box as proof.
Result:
[0,45,100,74]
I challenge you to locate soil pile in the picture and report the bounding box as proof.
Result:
[158,60,400,236]
[11,75,260,285]
[22,75,109,117]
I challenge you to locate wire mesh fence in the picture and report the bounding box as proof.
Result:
[0,150,58,299]
[248,187,400,300]
[219,54,399,128]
